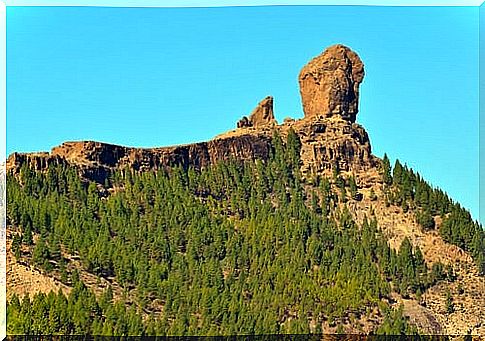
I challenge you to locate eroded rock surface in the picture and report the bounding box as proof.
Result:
[291,117,376,176]
[7,136,273,184]
[237,96,276,128]
[298,44,364,122]
[6,44,484,336]
[6,45,372,185]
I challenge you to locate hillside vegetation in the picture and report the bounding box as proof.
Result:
[6,130,483,336]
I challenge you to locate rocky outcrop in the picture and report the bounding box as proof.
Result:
[7,152,68,174]
[7,135,273,184]
[237,117,251,129]
[298,44,364,122]
[237,96,276,128]
[7,113,376,183]
[51,136,272,171]
[7,44,484,336]
[291,118,376,176]
[6,44,375,184]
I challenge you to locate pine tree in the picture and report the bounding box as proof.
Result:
[286,128,301,175]
[417,209,435,230]
[349,175,358,200]
[393,159,404,185]
[22,224,33,246]
[12,233,22,260]
[32,236,50,269]
[445,289,454,313]
[382,154,392,186]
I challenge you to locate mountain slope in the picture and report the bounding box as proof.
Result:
[5,44,484,336]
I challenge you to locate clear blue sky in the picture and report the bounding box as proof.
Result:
[7,5,479,220]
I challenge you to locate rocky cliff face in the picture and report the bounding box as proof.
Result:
[8,136,273,183]
[6,44,375,183]
[289,116,376,176]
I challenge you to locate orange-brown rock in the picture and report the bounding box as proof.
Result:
[7,44,484,336]
[6,45,374,185]
[237,96,276,128]
[7,135,273,184]
[7,152,67,173]
[291,117,377,176]
[298,44,364,122]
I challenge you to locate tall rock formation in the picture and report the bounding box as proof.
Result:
[298,44,364,122]
[6,44,375,184]
[237,96,276,128]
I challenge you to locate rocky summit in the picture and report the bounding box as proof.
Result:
[6,44,485,336]
[6,44,374,183]
[299,44,364,123]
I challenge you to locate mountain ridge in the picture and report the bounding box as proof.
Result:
[5,44,484,336]
[6,45,374,182]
